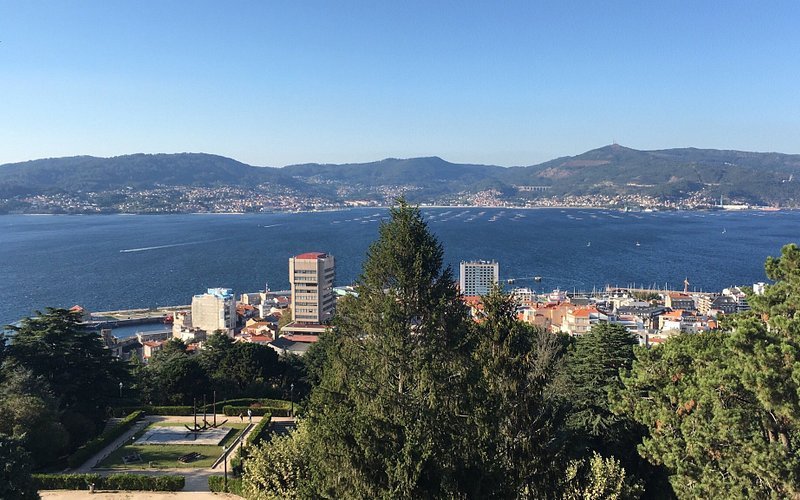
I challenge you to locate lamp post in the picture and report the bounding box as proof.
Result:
[223,445,228,491]
[119,382,123,399]
[290,383,294,417]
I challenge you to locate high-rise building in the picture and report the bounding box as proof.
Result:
[459,260,499,296]
[283,252,335,335]
[191,287,236,337]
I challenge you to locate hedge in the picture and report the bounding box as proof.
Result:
[227,413,273,476]
[67,410,145,468]
[33,473,184,491]
[247,413,273,446]
[110,399,292,417]
[110,406,194,417]
[223,405,291,417]
[208,475,245,496]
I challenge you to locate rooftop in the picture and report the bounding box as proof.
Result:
[295,251,327,260]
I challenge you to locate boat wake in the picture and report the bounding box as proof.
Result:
[120,238,227,253]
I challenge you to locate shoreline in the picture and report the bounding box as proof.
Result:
[6,206,791,217]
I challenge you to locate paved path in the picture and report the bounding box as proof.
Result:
[73,417,155,473]
[57,414,293,495]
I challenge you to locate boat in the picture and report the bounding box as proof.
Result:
[507,278,515,284]
[636,241,640,247]
[534,276,542,283]
[586,241,591,247]
[722,228,727,234]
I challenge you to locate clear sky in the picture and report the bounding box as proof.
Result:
[1,1,798,167]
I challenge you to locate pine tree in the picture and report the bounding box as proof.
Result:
[469,285,568,498]
[563,322,651,489]
[613,245,800,498]
[5,308,129,434]
[301,199,474,498]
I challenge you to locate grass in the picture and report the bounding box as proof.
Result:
[97,422,247,469]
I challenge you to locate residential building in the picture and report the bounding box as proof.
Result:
[665,292,696,311]
[560,306,607,336]
[282,252,335,335]
[722,286,750,312]
[459,260,499,296]
[191,287,236,337]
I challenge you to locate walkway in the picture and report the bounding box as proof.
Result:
[55,414,293,495]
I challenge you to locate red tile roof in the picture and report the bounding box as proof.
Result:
[283,334,320,343]
[295,252,327,260]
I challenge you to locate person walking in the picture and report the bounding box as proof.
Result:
[238,412,243,422]
[247,408,252,423]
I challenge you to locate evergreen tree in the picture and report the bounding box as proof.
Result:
[563,322,656,494]
[301,199,474,498]
[469,285,569,498]
[4,308,129,438]
[614,245,800,498]
[0,433,39,500]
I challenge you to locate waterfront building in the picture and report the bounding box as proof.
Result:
[560,306,606,336]
[281,252,335,335]
[722,286,750,312]
[511,287,535,305]
[665,292,696,311]
[459,260,499,296]
[191,288,236,337]
[659,309,714,333]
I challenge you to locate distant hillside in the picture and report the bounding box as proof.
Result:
[504,144,800,204]
[0,153,299,197]
[2,145,800,206]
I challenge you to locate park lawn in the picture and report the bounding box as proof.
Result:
[97,422,247,469]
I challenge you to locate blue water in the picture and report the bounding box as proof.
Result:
[1,208,798,326]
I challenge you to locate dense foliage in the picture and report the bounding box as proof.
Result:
[0,434,39,500]
[0,308,129,467]
[615,243,800,498]
[132,334,297,406]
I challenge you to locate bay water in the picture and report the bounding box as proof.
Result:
[1,208,798,326]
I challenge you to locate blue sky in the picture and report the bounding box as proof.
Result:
[1,1,798,167]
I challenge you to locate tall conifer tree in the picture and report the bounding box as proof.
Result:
[303,199,473,498]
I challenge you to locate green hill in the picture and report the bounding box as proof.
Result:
[2,145,800,206]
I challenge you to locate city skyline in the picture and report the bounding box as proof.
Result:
[1,2,799,167]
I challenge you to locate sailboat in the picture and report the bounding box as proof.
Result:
[722,228,727,234]
[635,241,640,247]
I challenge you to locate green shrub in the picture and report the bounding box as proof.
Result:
[223,405,290,417]
[103,473,184,491]
[208,475,245,496]
[110,406,194,417]
[247,413,273,446]
[67,410,145,468]
[33,473,101,490]
[32,473,184,491]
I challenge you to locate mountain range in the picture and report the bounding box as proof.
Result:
[2,144,800,207]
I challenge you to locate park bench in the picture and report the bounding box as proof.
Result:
[122,452,142,464]
[178,452,203,463]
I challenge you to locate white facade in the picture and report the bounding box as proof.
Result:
[459,260,499,296]
[191,288,236,337]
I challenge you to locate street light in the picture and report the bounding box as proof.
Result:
[223,445,228,491]
[119,382,123,398]
[290,383,294,417]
